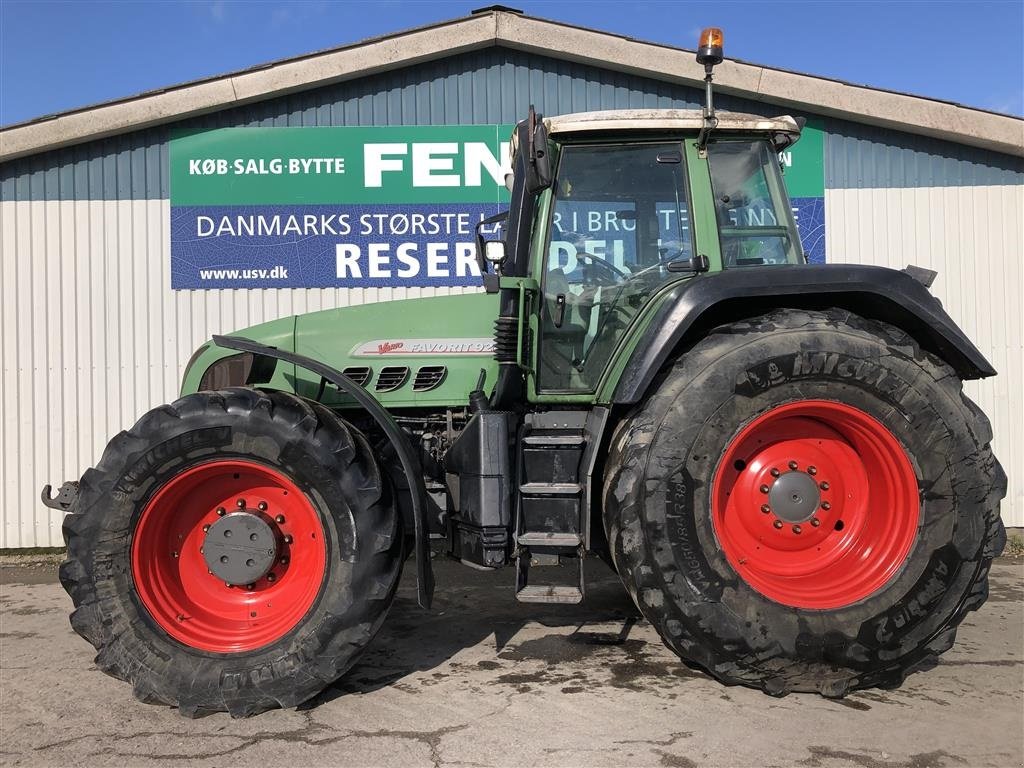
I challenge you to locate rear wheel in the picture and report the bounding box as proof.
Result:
[61,388,402,717]
[603,308,1006,696]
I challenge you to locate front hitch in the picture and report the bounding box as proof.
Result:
[41,481,79,511]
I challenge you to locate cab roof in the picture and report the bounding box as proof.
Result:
[544,109,802,149]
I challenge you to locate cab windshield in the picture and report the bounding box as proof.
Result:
[538,142,693,392]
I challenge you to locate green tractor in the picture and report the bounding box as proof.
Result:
[48,30,1006,717]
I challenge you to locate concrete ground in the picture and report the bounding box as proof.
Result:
[1,555,1021,768]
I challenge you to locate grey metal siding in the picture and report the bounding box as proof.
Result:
[824,118,1024,189]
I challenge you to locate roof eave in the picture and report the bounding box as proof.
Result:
[495,13,1024,158]
[1,9,1021,164]
[0,13,498,163]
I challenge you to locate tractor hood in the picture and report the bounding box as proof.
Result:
[182,292,500,410]
[292,292,499,408]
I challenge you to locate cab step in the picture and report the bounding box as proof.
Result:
[518,482,581,496]
[515,548,585,604]
[516,584,584,604]
[517,532,582,547]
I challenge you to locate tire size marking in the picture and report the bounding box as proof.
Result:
[665,474,721,598]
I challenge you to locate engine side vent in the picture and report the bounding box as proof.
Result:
[413,365,447,392]
[341,366,372,387]
[375,366,409,392]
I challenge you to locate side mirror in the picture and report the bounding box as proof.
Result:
[483,241,506,264]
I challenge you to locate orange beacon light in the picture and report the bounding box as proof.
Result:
[697,27,724,67]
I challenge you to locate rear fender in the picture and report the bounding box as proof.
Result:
[611,264,995,405]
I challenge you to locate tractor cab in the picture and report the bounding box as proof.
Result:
[503,109,806,393]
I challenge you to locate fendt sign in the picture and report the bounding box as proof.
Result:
[169,122,824,290]
[170,125,513,289]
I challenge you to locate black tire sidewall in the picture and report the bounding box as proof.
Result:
[70,389,399,711]
[610,310,992,685]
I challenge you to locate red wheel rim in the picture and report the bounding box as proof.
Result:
[711,400,919,610]
[131,460,326,653]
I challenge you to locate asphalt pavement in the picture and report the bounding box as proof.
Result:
[1,554,1022,768]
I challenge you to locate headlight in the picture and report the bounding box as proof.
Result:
[199,353,254,391]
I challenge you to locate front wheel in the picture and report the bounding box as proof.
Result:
[60,388,402,717]
[603,308,1006,697]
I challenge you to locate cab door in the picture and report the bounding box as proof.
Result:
[530,141,696,396]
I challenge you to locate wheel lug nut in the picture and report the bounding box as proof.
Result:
[770,468,780,478]
[216,507,226,516]
[275,514,286,524]
[792,525,802,534]
[266,573,276,582]
[280,556,289,564]
[820,481,830,491]
[246,584,255,591]
[171,551,178,558]
[202,524,210,532]
[760,504,771,514]
[258,501,268,511]
[773,520,784,529]
[811,518,821,527]
[807,466,817,476]
[284,535,293,544]
[225,582,232,588]
[788,460,798,470]
[759,484,770,494]
[821,501,831,510]
[236,499,246,508]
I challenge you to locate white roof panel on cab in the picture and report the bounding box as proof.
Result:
[544,109,802,143]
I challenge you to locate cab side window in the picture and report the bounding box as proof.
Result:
[707,140,803,266]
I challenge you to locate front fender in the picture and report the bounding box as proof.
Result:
[611,264,995,405]
[212,335,435,610]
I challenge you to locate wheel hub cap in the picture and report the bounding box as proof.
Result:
[711,400,920,610]
[130,460,326,653]
[203,513,278,585]
[768,471,821,523]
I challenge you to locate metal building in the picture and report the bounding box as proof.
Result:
[1,8,1022,547]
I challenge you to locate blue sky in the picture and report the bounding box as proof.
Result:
[1,0,1022,126]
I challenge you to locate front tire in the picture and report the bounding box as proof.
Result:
[603,308,1006,696]
[60,388,402,717]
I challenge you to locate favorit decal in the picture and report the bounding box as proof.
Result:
[351,338,496,356]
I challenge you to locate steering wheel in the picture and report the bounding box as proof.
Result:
[557,233,631,280]
[574,251,630,279]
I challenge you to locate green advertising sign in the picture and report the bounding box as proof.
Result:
[778,118,825,197]
[171,125,515,206]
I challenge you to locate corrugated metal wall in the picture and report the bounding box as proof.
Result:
[825,185,1024,526]
[823,120,1024,525]
[1,46,1022,547]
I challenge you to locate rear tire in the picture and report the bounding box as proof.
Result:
[60,388,402,717]
[603,308,1006,696]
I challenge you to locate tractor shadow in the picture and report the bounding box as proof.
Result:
[301,554,643,708]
